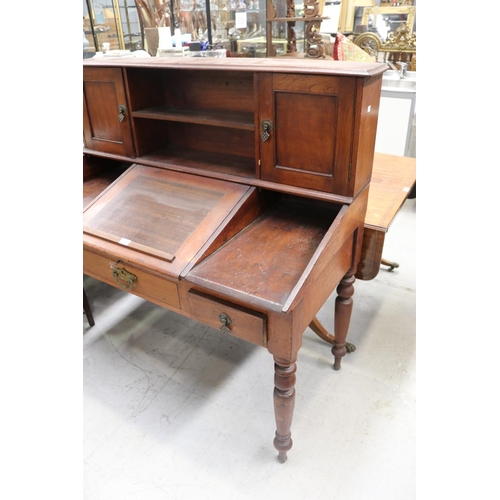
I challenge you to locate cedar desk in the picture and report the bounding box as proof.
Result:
[83,58,388,463]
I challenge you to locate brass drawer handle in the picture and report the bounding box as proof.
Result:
[219,313,232,334]
[110,260,137,290]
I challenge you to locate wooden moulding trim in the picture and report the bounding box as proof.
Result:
[83,150,355,205]
[184,275,286,314]
[83,57,388,78]
[83,228,176,263]
[281,204,350,313]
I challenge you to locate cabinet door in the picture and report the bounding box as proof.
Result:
[83,66,135,157]
[258,73,356,196]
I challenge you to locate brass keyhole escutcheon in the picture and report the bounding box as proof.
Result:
[260,119,273,142]
[219,313,232,334]
[118,104,126,123]
[110,260,137,290]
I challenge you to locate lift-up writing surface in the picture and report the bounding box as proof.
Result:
[84,165,253,278]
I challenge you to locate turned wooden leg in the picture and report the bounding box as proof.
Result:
[332,271,356,370]
[308,316,356,354]
[273,356,297,463]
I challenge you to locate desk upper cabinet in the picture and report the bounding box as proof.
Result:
[257,73,355,195]
[257,71,383,197]
[82,59,386,200]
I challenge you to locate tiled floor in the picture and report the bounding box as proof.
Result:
[83,197,416,500]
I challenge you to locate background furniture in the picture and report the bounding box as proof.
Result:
[356,151,415,280]
[352,4,416,67]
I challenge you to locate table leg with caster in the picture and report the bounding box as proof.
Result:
[381,258,399,271]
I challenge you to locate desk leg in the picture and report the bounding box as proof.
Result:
[309,317,356,353]
[273,356,297,463]
[332,271,356,371]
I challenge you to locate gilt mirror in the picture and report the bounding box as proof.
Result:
[360,5,415,41]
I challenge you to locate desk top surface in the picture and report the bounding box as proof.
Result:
[365,153,416,232]
[84,57,387,78]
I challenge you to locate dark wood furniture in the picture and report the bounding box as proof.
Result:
[308,151,415,345]
[84,151,416,339]
[356,152,416,281]
[83,57,386,462]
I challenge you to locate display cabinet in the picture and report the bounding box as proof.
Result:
[83,58,383,197]
[84,0,144,56]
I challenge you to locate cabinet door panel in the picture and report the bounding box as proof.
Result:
[83,67,135,157]
[275,92,336,175]
[258,73,356,196]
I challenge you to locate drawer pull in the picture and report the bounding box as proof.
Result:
[110,260,137,290]
[218,313,232,334]
[118,104,126,123]
[260,119,273,142]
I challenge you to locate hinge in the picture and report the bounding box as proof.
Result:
[258,159,261,166]
[348,163,352,182]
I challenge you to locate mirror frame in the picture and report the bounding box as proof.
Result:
[361,5,416,39]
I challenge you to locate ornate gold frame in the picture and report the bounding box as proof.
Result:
[360,5,415,37]
[354,6,416,62]
[338,0,376,33]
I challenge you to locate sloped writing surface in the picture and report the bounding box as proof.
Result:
[187,196,342,310]
[84,165,252,274]
[87,173,223,259]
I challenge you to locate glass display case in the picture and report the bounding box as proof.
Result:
[84,0,144,58]
[170,0,268,57]
[176,0,308,57]
[83,0,327,58]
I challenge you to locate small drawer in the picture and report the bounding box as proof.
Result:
[84,250,180,310]
[184,289,267,347]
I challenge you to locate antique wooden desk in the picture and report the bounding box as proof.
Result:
[83,57,387,462]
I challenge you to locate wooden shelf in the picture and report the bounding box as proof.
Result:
[139,147,256,178]
[132,107,255,131]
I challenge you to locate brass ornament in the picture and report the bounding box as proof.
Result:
[110,260,137,290]
[219,313,232,334]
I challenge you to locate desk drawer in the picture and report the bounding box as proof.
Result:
[184,289,267,347]
[84,250,180,310]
